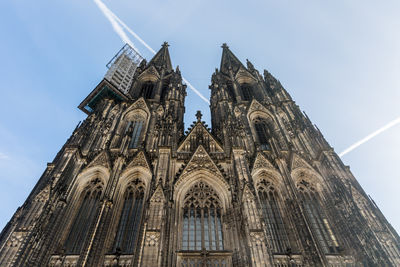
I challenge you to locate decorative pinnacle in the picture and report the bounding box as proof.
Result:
[195,110,203,122]
[221,43,229,49]
[162,41,169,47]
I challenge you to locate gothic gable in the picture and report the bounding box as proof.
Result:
[123,97,150,118]
[177,122,224,153]
[252,152,275,172]
[150,184,165,203]
[247,99,271,118]
[125,151,151,171]
[177,145,224,181]
[86,150,111,170]
[290,153,314,171]
[235,65,257,84]
[137,65,161,82]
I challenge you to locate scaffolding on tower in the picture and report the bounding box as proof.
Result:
[105,43,144,94]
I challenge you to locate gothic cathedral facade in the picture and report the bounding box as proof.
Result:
[0,43,399,267]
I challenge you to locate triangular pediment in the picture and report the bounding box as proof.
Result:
[125,151,151,171]
[138,65,161,81]
[86,150,111,170]
[179,145,223,178]
[150,184,166,203]
[242,183,255,202]
[247,99,270,116]
[177,122,224,153]
[235,65,256,82]
[124,97,150,116]
[252,152,275,172]
[290,153,313,171]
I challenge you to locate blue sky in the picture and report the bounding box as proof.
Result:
[0,0,399,234]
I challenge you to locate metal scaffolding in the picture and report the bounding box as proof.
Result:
[105,44,144,94]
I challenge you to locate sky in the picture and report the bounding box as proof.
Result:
[0,0,399,234]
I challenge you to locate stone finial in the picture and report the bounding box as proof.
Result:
[195,110,202,122]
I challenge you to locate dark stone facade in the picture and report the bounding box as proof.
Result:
[0,43,399,266]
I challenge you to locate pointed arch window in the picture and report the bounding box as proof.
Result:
[65,178,104,254]
[257,179,290,253]
[298,179,339,254]
[126,120,144,148]
[113,179,145,253]
[240,83,253,101]
[254,118,271,150]
[141,81,154,99]
[181,182,224,251]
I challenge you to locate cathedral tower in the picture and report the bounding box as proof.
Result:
[0,43,399,267]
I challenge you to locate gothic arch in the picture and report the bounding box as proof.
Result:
[291,167,324,194]
[119,100,151,148]
[119,166,152,191]
[254,176,292,253]
[247,107,284,150]
[174,170,230,211]
[247,102,276,124]
[252,169,284,193]
[235,65,257,84]
[293,170,340,254]
[137,65,160,82]
[69,166,110,200]
[61,170,108,254]
[121,98,150,121]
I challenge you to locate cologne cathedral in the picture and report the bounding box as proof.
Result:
[0,43,399,267]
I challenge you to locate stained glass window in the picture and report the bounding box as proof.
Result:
[298,180,339,254]
[65,178,104,254]
[181,182,224,251]
[257,179,290,253]
[127,121,144,148]
[113,179,145,253]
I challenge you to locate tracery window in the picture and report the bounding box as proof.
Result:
[113,179,145,253]
[241,83,253,101]
[65,178,104,254]
[297,179,339,254]
[181,182,224,251]
[257,179,290,253]
[254,118,271,150]
[126,120,144,148]
[141,81,154,99]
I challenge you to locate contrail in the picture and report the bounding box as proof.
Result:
[93,0,139,53]
[109,13,156,55]
[182,77,210,104]
[339,116,400,157]
[93,0,210,104]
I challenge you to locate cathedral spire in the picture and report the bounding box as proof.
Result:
[148,41,173,72]
[220,43,246,75]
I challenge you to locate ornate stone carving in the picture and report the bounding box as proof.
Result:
[125,151,150,170]
[145,231,160,247]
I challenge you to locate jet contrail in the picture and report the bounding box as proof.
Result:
[182,77,210,104]
[93,0,210,105]
[109,13,156,55]
[93,0,139,53]
[339,116,400,157]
